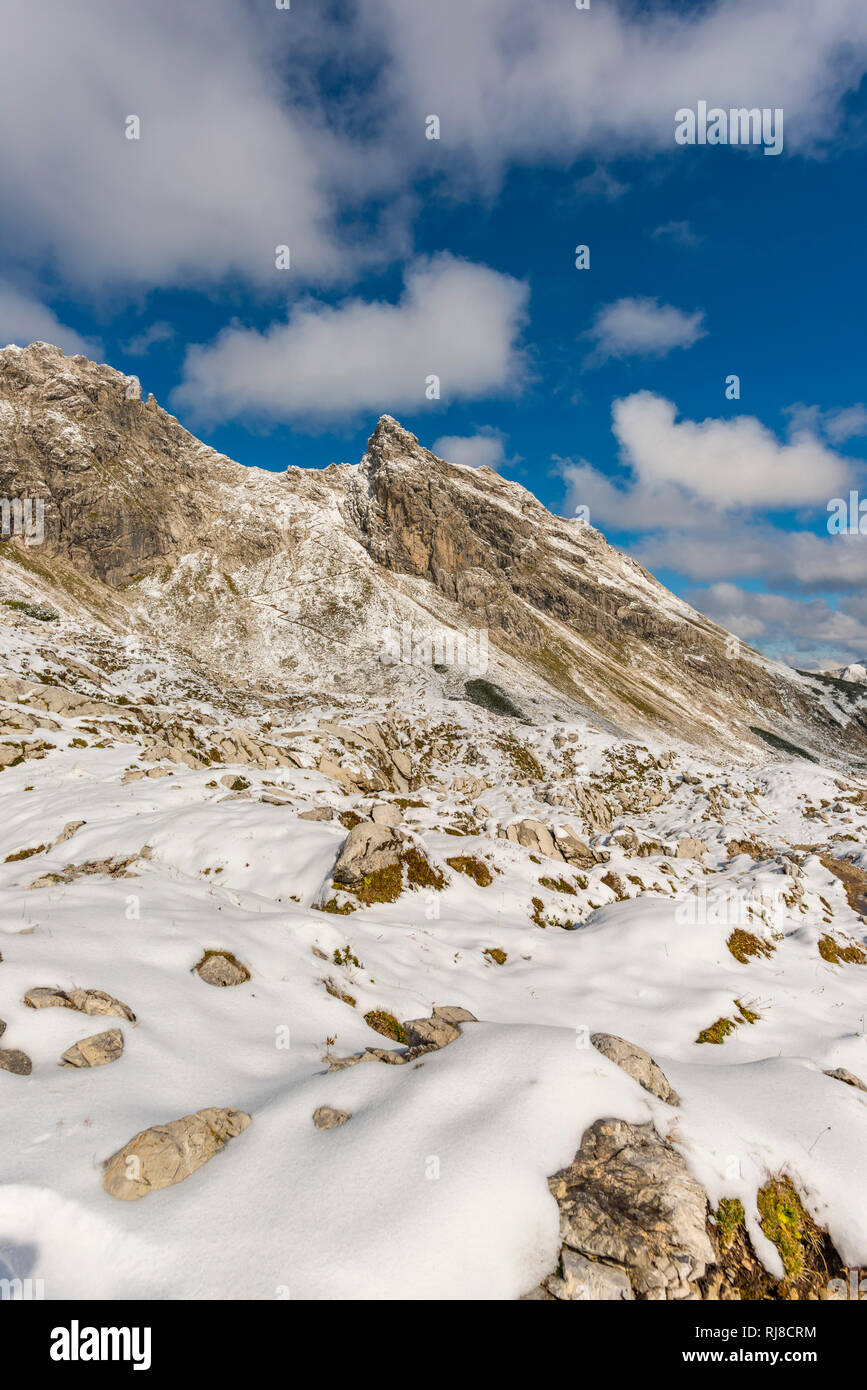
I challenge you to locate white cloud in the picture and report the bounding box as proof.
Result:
[173,255,530,425]
[0,1,397,293]
[2,1,867,299]
[651,220,703,247]
[610,392,850,509]
[432,428,513,471]
[0,283,100,358]
[121,322,175,356]
[367,0,867,178]
[688,581,867,666]
[584,299,706,365]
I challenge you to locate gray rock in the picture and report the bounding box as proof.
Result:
[59,1028,124,1068]
[591,1032,680,1105]
[824,1067,867,1093]
[676,836,707,860]
[0,1048,32,1075]
[545,1249,634,1301]
[370,801,402,827]
[24,986,136,1021]
[547,1118,714,1300]
[432,1005,478,1026]
[312,1106,351,1129]
[194,951,250,988]
[103,1106,251,1200]
[298,806,333,821]
[402,1015,460,1049]
[332,822,403,887]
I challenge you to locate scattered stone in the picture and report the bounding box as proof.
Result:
[591,1032,680,1105]
[824,1067,867,1093]
[370,801,402,827]
[103,1106,252,1200]
[298,806,333,821]
[312,1106,351,1129]
[194,951,250,988]
[24,986,136,1022]
[59,1028,124,1068]
[0,1048,32,1075]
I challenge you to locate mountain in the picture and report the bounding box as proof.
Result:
[1,341,866,1303]
[1,341,865,763]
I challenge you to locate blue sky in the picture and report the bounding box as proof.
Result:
[3,0,867,668]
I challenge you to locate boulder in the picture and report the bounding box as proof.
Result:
[0,1048,32,1075]
[59,1028,124,1068]
[194,951,250,988]
[370,801,402,827]
[298,806,333,821]
[824,1067,867,1093]
[547,1118,714,1300]
[515,819,563,860]
[103,1106,251,1201]
[312,1106,351,1129]
[591,1032,680,1105]
[332,822,403,887]
[24,986,136,1022]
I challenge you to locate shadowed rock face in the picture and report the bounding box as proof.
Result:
[2,344,865,758]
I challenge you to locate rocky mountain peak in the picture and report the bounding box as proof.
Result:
[363,413,431,470]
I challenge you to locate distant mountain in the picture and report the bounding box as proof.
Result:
[1,341,865,762]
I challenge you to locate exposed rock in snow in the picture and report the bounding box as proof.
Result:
[59,1028,124,1068]
[103,1107,252,1201]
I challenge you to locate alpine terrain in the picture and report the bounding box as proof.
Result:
[1,341,866,1302]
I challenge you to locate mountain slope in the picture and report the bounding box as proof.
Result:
[0,340,865,764]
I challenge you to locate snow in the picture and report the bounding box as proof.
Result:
[0,687,866,1300]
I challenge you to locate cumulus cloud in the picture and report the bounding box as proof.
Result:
[559,393,853,536]
[173,256,530,425]
[557,393,867,657]
[432,428,514,471]
[584,300,706,366]
[688,582,867,666]
[610,392,849,509]
[366,0,867,178]
[0,283,100,358]
[0,0,397,293]
[3,1,867,299]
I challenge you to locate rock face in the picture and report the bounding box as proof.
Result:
[332,823,403,887]
[0,343,861,758]
[591,1033,680,1106]
[542,1119,714,1301]
[24,986,136,1021]
[103,1106,252,1201]
[59,1028,124,1068]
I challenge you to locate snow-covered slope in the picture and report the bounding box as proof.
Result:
[1,342,866,1302]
